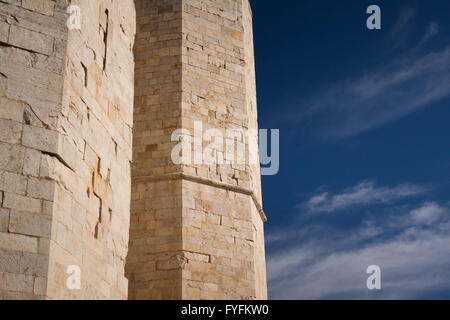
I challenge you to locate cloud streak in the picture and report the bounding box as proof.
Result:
[417,22,439,48]
[386,7,416,45]
[269,229,450,299]
[301,180,427,213]
[268,181,450,299]
[288,44,450,140]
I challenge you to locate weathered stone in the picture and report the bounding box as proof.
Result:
[23,148,41,177]
[0,209,10,233]
[127,0,266,301]
[27,177,54,201]
[0,232,38,254]
[19,252,48,276]
[0,171,27,195]
[5,272,34,293]
[0,0,266,301]
[0,142,24,173]
[0,119,22,144]
[0,98,24,122]
[9,210,51,238]
[22,0,55,16]
[33,276,47,296]
[22,125,59,154]
[9,25,53,56]
[0,21,9,44]
[0,249,20,274]
[3,192,42,213]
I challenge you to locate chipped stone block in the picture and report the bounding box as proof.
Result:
[93,171,113,207]
[58,135,80,172]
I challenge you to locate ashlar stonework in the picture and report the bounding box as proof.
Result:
[0,0,267,300]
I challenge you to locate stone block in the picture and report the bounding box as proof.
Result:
[93,171,113,207]
[0,21,9,43]
[22,125,59,154]
[0,119,22,144]
[0,208,10,232]
[0,98,24,122]
[23,148,41,177]
[3,192,42,213]
[9,210,51,238]
[9,25,53,56]
[0,232,38,253]
[0,249,21,274]
[22,0,55,16]
[0,171,27,195]
[0,142,24,173]
[27,177,55,201]
[5,272,34,293]
[20,252,48,276]
[33,276,47,295]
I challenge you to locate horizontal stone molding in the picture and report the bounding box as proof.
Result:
[133,172,267,223]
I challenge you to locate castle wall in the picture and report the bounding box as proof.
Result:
[0,0,266,300]
[0,0,136,299]
[0,0,69,300]
[128,0,267,300]
[127,0,184,299]
[45,0,136,299]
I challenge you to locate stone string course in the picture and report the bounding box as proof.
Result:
[0,0,267,300]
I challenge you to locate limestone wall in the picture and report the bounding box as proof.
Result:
[180,0,267,300]
[128,0,267,300]
[46,0,136,299]
[0,0,69,300]
[127,0,184,300]
[0,0,266,300]
[0,0,136,299]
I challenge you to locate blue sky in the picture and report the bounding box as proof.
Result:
[252,0,450,299]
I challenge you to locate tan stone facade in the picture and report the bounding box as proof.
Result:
[0,0,266,300]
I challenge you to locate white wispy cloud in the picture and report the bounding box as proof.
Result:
[287,42,450,139]
[417,22,439,47]
[267,201,450,299]
[301,180,426,213]
[386,7,416,44]
[409,202,446,225]
[268,177,450,299]
[269,231,450,299]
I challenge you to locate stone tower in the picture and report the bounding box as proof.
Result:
[0,0,266,300]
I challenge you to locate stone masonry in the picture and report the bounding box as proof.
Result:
[0,0,266,300]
